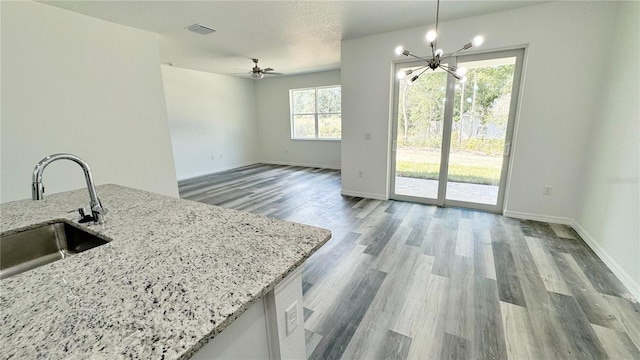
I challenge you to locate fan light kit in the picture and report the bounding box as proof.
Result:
[245,58,283,80]
[395,0,484,84]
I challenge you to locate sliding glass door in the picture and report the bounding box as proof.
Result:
[390,49,524,212]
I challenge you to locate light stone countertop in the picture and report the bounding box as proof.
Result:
[0,184,331,359]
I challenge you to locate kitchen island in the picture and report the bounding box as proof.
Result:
[0,184,331,359]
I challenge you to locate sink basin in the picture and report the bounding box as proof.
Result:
[0,221,110,280]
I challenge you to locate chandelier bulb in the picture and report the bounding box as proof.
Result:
[397,70,406,79]
[435,49,443,57]
[460,75,468,83]
[472,35,484,47]
[426,30,437,43]
[395,46,404,56]
[455,67,467,77]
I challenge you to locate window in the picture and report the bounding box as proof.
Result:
[290,85,341,140]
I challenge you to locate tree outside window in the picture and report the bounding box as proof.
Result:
[290,86,341,140]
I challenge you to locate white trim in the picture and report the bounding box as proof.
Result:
[340,189,388,200]
[503,210,639,302]
[503,210,573,225]
[176,162,258,181]
[261,160,341,170]
[571,220,640,302]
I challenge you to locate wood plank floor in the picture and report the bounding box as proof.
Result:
[179,164,640,360]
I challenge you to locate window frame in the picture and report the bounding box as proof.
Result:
[289,85,341,141]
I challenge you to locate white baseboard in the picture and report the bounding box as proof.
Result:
[503,210,639,302]
[340,189,388,201]
[177,162,258,181]
[260,160,341,170]
[571,220,640,302]
[503,210,573,225]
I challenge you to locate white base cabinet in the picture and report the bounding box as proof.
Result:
[192,265,305,359]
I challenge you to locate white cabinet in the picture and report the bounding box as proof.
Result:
[192,265,305,359]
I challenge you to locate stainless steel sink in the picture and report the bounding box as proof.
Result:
[0,222,110,280]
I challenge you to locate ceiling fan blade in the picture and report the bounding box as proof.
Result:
[263,67,274,72]
[263,72,284,76]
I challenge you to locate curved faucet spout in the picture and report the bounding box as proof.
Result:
[32,153,107,224]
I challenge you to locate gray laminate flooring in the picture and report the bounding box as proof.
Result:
[178,164,640,360]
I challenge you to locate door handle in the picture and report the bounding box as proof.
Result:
[504,142,511,156]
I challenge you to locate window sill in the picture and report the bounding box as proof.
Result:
[291,138,341,142]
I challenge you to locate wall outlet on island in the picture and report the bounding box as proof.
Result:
[543,185,552,195]
[358,170,363,178]
[285,301,298,336]
[210,155,215,161]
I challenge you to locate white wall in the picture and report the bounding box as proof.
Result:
[161,66,259,180]
[341,1,617,214]
[574,2,639,297]
[255,70,341,169]
[1,1,178,202]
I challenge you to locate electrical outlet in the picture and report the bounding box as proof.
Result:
[284,149,289,155]
[364,132,372,140]
[219,154,222,159]
[543,185,552,195]
[210,155,215,160]
[285,301,298,336]
[358,170,363,178]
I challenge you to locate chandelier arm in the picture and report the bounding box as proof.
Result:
[409,66,432,83]
[440,46,469,61]
[407,53,432,62]
[439,65,462,80]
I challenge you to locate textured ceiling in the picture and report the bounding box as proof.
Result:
[41,1,547,78]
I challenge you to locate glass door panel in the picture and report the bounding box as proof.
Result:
[393,65,448,201]
[391,49,523,212]
[446,56,517,206]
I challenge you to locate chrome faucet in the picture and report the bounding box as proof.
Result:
[32,153,108,224]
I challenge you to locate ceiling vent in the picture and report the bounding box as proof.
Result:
[185,24,217,35]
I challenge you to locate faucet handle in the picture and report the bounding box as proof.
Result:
[78,207,94,223]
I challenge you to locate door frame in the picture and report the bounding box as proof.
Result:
[389,48,525,213]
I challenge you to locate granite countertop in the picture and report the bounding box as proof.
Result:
[0,184,331,359]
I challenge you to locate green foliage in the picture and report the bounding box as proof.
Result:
[449,135,505,155]
[292,89,315,114]
[318,86,341,113]
[319,114,341,139]
[293,115,315,138]
[397,62,515,144]
[394,61,515,184]
[291,86,342,139]
[397,160,500,185]
[452,64,515,126]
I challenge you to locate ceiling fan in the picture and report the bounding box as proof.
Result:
[244,58,283,79]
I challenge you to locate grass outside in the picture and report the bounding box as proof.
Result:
[396,147,502,185]
[397,161,500,185]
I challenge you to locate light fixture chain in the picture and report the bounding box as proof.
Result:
[435,0,440,50]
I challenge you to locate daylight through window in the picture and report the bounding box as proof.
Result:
[290,86,341,140]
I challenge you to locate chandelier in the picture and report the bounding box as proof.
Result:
[395,0,484,83]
